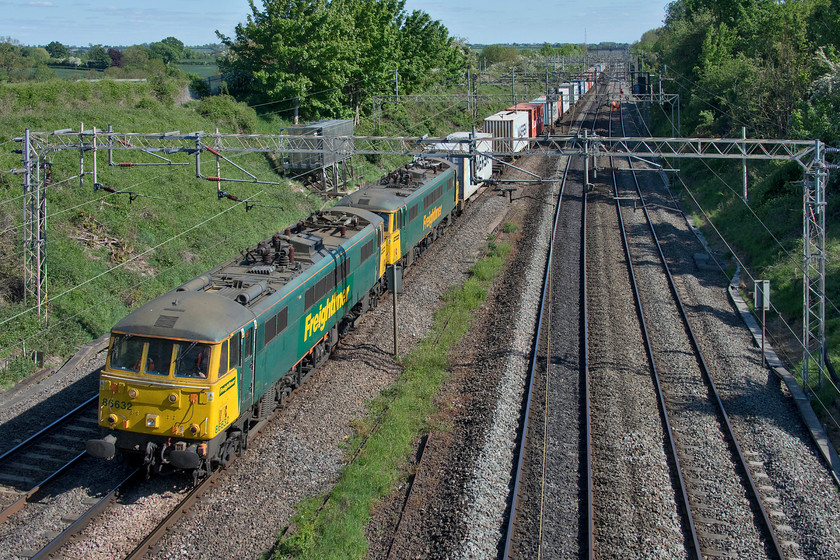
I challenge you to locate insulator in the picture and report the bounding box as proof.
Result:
[118,162,135,167]
[277,248,290,267]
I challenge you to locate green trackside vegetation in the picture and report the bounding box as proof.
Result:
[0,67,534,390]
[645,100,840,394]
[0,78,316,387]
[273,240,512,559]
[636,1,840,400]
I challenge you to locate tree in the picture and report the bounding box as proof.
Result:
[45,40,68,59]
[22,47,49,64]
[121,45,150,69]
[86,44,111,69]
[479,44,520,66]
[0,40,25,81]
[149,36,184,65]
[342,0,402,120]
[397,9,465,88]
[218,0,466,120]
[218,0,358,119]
[107,47,123,67]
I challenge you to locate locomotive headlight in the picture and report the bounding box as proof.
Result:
[128,388,138,399]
[168,393,178,404]
[189,423,200,434]
[145,414,159,428]
[107,414,118,424]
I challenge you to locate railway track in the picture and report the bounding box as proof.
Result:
[607,98,790,558]
[0,395,100,523]
[502,75,606,558]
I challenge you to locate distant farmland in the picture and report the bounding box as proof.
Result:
[176,63,219,78]
[39,63,219,80]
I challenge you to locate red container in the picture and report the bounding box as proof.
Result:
[508,103,544,136]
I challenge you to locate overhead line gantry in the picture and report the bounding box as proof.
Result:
[15,127,835,385]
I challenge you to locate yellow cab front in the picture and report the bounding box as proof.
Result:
[88,333,239,469]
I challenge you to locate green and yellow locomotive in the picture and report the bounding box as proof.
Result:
[335,157,459,268]
[87,205,385,474]
[86,157,460,475]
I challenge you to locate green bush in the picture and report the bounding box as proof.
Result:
[148,75,177,105]
[188,74,210,98]
[194,94,258,133]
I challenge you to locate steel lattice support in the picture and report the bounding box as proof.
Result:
[20,129,47,319]
[19,127,833,380]
[803,141,828,386]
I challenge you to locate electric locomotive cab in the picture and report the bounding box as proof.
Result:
[86,291,255,472]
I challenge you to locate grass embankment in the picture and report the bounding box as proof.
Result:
[0,79,315,386]
[274,239,513,559]
[646,106,840,402]
[0,75,534,388]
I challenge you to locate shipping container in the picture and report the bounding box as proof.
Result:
[558,90,569,115]
[558,83,577,107]
[484,111,529,154]
[530,95,562,127]
[508,103,543,136]
[428,132,492,205]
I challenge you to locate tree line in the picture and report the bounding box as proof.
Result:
[0,36,212,81]
[639,0,840,145]
[217,0,470,121]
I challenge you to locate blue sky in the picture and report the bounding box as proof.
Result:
[1,1,671,47]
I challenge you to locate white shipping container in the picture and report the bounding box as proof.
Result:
[428,132,492,202]
[531,96,559,126]
[559,90,570,115]
[559,83,577,108]
[484,111,529,154]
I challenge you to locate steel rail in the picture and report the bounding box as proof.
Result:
[0,395,100,523]
[619,103,786,559]
[608,102,702,559]
[124,469,219,560]
[0,394,98,464]
[29,468,142,560]
[0,450,87,524]
[582,80,600,560]
[502,79,600,559]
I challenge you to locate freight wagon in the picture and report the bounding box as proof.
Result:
[508,103,544,137]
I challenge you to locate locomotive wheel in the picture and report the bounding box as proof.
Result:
[220,430,242,467]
